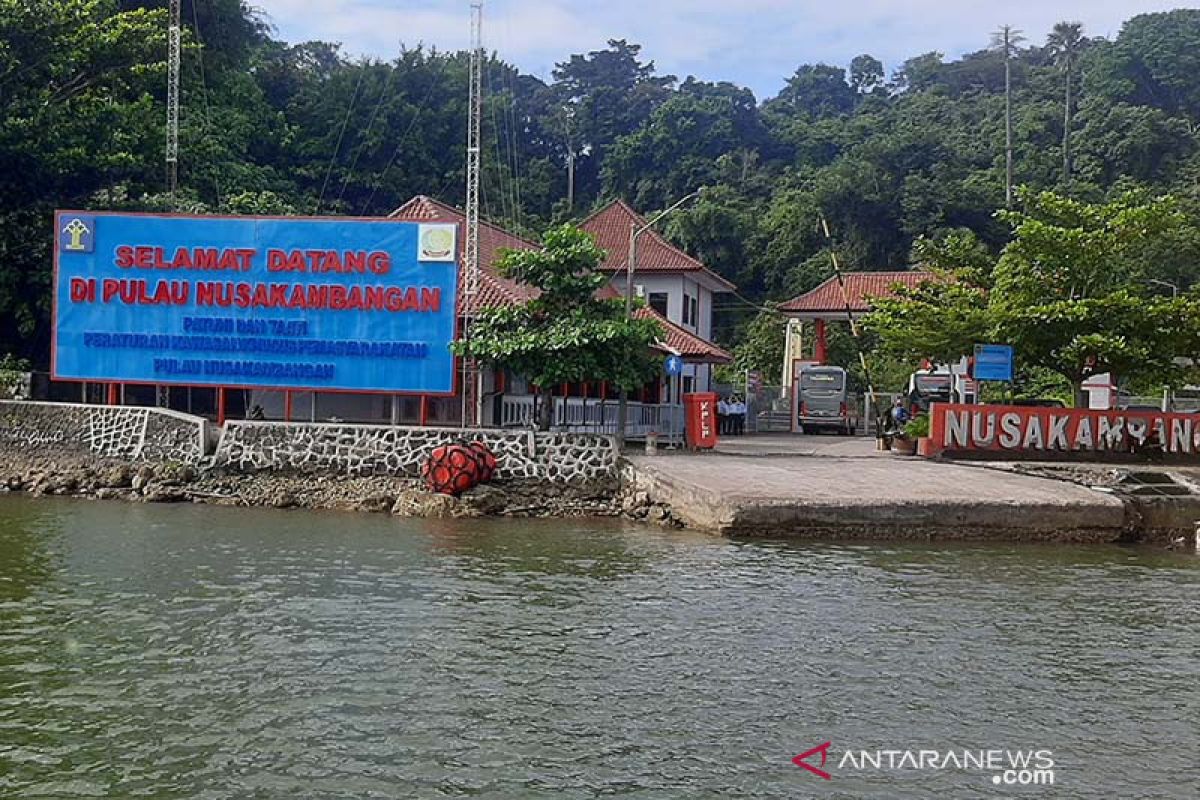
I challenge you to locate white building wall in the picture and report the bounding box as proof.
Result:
[694,280,713,340]
[614,274,684,324]
[608,272,724,396]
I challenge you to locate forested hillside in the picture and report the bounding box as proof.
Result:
[5,1,1200,364]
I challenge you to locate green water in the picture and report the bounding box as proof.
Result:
[0,494,1197,798]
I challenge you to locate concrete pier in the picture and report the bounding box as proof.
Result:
[626,436,1200,542]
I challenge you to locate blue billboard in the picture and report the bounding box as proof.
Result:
[53,212,459,394]
[973,343,1014,382]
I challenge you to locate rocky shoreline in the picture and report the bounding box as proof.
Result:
[0,451,682,527]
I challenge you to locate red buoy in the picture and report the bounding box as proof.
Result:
[422,444,481,496]
[468,441,498,482]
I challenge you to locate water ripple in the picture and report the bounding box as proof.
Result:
[0,495,1197,798]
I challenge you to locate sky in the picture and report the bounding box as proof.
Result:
[250,1,1193,100]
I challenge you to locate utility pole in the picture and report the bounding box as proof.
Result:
[566,148,575,211]
[461,2,483,428]
[166,0,180,206]
[1004,25,1013,208]
[820,216,881,437]
[615,189,702,447]
[993,25,1023,208]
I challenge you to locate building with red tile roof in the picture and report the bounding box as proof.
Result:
[779,270,937,364]
[579,200,735,291]
[381,196,731,431]
[778,271,935,315]
[580,199,736,393]
[636,307,732,364]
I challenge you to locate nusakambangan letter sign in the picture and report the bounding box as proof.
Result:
[52,212,459,394]
[928,403,1200,456]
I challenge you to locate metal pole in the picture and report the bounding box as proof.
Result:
[821,216,883,437]
[166,0,180,204]
[1004,26,1013,208]
[616,190,702,447]
[616,221,637,448]
[566,149,575,211]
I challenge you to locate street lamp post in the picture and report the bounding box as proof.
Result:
[616,188,702,448]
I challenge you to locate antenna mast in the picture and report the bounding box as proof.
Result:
[166,0,181,206]
[158,0,182,410]
[461,2,483,427]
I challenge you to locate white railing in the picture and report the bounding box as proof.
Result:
[499,394,684,442]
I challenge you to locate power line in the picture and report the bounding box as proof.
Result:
[484,57,512,231]
[358,53,448,215]
[314,62,367,214]
[334,58,400,210]
[190,0,221,207]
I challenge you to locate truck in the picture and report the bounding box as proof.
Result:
[905,368,953,414]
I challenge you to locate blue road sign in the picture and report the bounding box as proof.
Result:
[664,354,684,376]
[973,344,1014,382]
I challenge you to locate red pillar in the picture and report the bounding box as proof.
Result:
[107,383,118,406]
[814,318,828,364]
[217,387,227,426]
[284,390,293,422]
[419,395,429,426]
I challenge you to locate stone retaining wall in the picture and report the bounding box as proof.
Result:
[1,402,619,483]
[211,420,618,483]
[0,401,208,464]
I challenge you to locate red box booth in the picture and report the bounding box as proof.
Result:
[683,392,719,449]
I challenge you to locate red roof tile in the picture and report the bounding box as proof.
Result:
[389,195,538,315]
[579,200,736,291]
[634,307,733,364]
[778,271,937,313]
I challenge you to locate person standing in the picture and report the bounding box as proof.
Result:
[732,395,746,435]
[717,395,730,436]
[890,397,911,433]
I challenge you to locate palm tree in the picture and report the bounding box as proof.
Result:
[1047,22,1085,183]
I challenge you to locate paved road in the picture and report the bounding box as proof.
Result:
[711,432,879,458]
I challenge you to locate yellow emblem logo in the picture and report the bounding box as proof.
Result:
[62,218,91,251]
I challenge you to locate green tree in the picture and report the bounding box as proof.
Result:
[451,226,662,429]
[866,190,1198,406]
[893,52,943,92]
[603,79,764,209]
[0,0,167,360]
[849,54,885,94]
[862,277,990,367]
[1086,9,1200,123]
[718,309,786,382]
[550,39,674,206]
[767,64,856,119]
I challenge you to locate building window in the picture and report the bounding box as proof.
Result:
[689,296,698,328]
[682,292,693,325]
[683,376,695,395]
[648,292,669,317]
